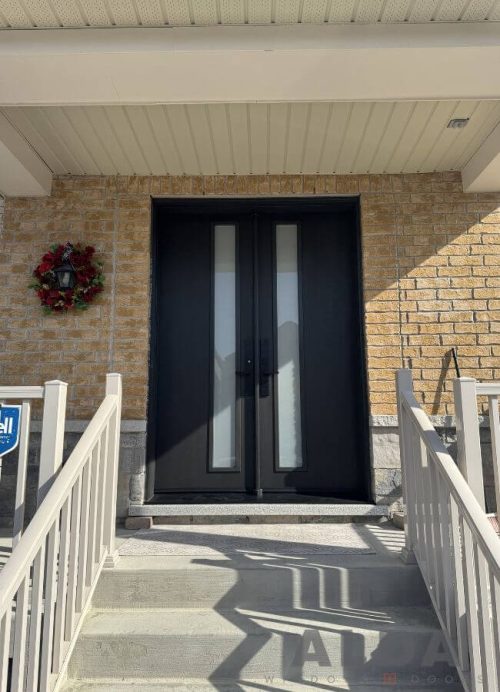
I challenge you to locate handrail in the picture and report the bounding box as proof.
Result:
[401,389,500,579]
[475,383,500,396]
[0,395,117,612]
[0,373,122,692]
[397,369,500,692]
[0,386,44,399]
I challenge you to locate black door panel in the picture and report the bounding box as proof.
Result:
[151,199,370,500]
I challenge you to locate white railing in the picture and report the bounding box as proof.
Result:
[0,381,67,547]
[0,373,122,692]
[397,369,500,692]
[454,377,500,518]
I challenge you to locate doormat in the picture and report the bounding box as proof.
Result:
[118,524,376,556]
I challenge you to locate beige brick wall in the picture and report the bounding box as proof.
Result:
[2,172,499,419]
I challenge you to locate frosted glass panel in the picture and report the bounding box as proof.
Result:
[212,225,237,469]
[276,224,303,469]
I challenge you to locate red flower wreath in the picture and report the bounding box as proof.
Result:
[31,242,104,313]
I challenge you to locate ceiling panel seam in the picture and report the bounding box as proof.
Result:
[366,101,395,172]
[83,106,118,173]
[204,104,220,174]
[400,101,439,172]
[384,101,418,172]
[0,106,55,174]
[332,102,354,172]
[351,101,375,172]
[103,106,135,173]
[222,104,236,174]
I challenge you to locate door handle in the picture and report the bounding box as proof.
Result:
[236,358,253,376]
[237,341,254,397]
[259,339,277,397]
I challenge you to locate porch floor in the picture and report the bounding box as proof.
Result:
[117,520,405,561]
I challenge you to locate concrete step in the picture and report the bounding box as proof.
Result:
[62,677,464,691]
[92,556,429,610]
[68,606,458,684]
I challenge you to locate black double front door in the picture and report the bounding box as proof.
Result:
[150,198,369,499]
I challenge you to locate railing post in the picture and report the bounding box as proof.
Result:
[453,377,485,510]
[488,395,500,526]
[396,369,417,564]
[103,373,122,568]
[38,380,67,504]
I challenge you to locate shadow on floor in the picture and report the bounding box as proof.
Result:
[119,522,461,691]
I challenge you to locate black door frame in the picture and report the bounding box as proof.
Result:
[146,196,372,502]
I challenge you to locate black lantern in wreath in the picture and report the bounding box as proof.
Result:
[53,243,76,290]
[31,242,104,313]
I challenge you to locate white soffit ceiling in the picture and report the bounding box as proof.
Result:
[3,101,500,177]
[1,0,500,28]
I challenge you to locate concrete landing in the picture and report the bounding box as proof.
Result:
[118,522,378,557]
[118,521,405,558]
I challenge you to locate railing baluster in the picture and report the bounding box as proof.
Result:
[52,494,72,672]
[10,572,29,691]
[409,421,425,559]
[461,520,483,691]
[428,457,445,615]
[450,496,470,673]
[12,401,30,548]
[488,394,500,520]
[438,479,456,637]
[96,425,109,563]
[76,459,91,613]
[418,437,434,588]
[403,409,418,550]
[26,542,46,691]
[410,422,425,566]
[86,441,100,587]
[489,569,500,690]
[39,521,59,689]
[474,545,497,689]
[65,475,82,640]
[0,608,12,692]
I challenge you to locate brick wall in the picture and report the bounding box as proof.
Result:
[2,172,500,421]
[0,195,4,237]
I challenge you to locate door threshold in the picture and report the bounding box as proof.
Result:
[128,498,389,518]
[147,493,374,504]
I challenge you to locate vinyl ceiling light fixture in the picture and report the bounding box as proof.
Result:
[447,118,470,129]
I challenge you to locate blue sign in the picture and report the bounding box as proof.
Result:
[0,405,21,457]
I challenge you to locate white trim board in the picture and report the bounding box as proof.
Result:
[1,24,500,107]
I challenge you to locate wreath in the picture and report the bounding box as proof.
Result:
[31,242,104,313]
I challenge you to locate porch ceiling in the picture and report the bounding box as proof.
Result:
[0,0,500,29]
[3,100,500,177]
